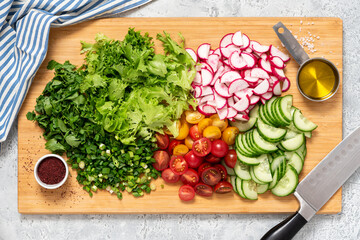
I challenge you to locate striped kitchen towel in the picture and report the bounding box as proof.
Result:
[0,0,152,144]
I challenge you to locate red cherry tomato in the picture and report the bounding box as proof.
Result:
[184,150,203,168]
[214,181,233,193]
[194,183,213,197]
[168,140,182,154]
[205,154,221,164]
[224,149,237,168]
[179,185,195,201]
[155,133,170,150]
[201,167,221,186]
[161,168,180,183]
[198,162,212,177]
[169,155,188,175]
[180,169,199,186]
[214,164,228,180]
[189,125,202,141]
[211,139,229,158]
[193,138,212,157]
[152,150,170,171]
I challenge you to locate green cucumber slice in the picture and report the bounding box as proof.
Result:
[234,161,251,180]
[236,149,260,165]
[252,154,273,183]
[257,120,287,143]
[296,143,307,160]
[221,160,235,176]
[252,129,278,153]
[279,133,305,151]
[279,95,293,123]
[259,104,273,126]
[250,166,267,184]
[235,178,246,198]
[268,169,279,189]
[284,130,299,140]
[230,117,257,132]
[230,176,238,193]
[257,183,269,194]
[304,131,312,138]
[242,180,258,200]
[288,152,304,174]
[265,97,280,126]
[270,155,286,174]
[293,108,318,132]
[250,104,260,118]
[271,165,299,197]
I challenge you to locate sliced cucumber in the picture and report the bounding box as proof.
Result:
[296,143,307,160]
[257,183,269,194]
[230,116,257,132]
[230,176,238,193]
[284,130,299,140]
[221,160,235,176]
[284,151,294,161]
[293,108,318,132]
[236,149,260,165]
[304,131,312,138]
[271,165,298,197]
[234,161,251,180]
[273,97,290,126]
[249,104,260,118]
[259,104,273,126]
[252,129,278,153]
[235,177,246,198]
[252,154,273,183]
[288,152,304,174]
[265,97,280,126]
[279,133,305,151]
[242,180,258,200]
[250,166,267,184]
[268,169,279,189]
[279,95,293,123]
[257,120,287,143]
[270,155,285,173]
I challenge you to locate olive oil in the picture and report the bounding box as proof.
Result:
[298,60,338,100]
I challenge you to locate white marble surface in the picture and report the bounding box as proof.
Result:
[1,0,360,239]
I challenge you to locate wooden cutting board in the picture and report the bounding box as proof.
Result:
[17,17,343,214]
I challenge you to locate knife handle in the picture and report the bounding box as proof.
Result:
[260,211,307,240]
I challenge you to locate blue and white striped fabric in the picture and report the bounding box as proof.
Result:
[0,0,151,143]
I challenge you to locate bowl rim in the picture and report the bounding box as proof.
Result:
[34,154,69,189]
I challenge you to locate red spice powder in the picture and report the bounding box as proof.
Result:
[37,157,66,184]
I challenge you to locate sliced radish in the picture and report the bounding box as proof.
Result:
[217,106,229,120]
[234,113,250,121]
[269,75,279,85]
[248,104,255,111]
[270,56,285,69]
[227,96,235,106]
[214,78,231,98]
[251,68,270,79]
[207,54,220,72]
[214,92,227,109]
[213,48,221,56]
[217,60,224,70]
[198,104,217,116]
[244,76,259,83]
[244,47,253,54]
[261,91,273,100]
[260,98,267,105]
[193,86,202,98]
[201,62,214,74]
[232,31,243,47]
[207,100,217,107]
[249,95,260,105]
[199,94,215,104]
[200,86,213,97]
[269,45,290,62]
[220,71,242,84]
[211,66,225,86]
[241,52,256,68]
[220,33,234,48]
[260,53,268,60]
[232,95,250,112]
[272,67,285,80]
[193,71,202,85]
[229,51,247,70]
[228,79,249,94]
[201,68,213,86]
[258,58,272,73]
[253,79,270,95]
[272,80,282,95]
[240,34,250,50]
[243,69,251,77]
[186,48,198,62]
[197,43,211,60]
[227,107,238,118]
[282,77,291,92]
[250,40,270,53]
[221,44,240,59]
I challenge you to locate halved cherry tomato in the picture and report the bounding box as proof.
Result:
[203,126,221,140]
[184,136,194,149]
[201,167,221,186]
[185,110,205,124]
[168,140,182,155]
[152,150,170,171]
[205,154,221,164]
[224,149,237,168]
[155,133,170,149]
[180,169,199,186]
[184,150,203,168]
[211,139,229,158]
[198,118,213,134]
[214,181,233,193]
[175,121,190,140]
[221,127,240,145]
[161,168,180,183]
[198,162,212,177]
[194,183,213,197]
[193,138,212,157]
[173,144,189,156]
[170,155,188,175]
[189,125,202,141]
[179,185,195,201]
[214,164,228,180]
[210,114,228,131]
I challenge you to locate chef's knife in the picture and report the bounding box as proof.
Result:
[261,126,360,240]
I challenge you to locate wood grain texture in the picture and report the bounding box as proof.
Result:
[17,17,343,214]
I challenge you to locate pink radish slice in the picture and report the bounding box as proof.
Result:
[250,40,270,53]
[186,48,198,62]
[253,79,270,95]
[258,58,272,73]
[228,79,249,94]
[198,104,217,116]
[272,80,282,95]
[217,106,229,120]
[193,71,202,85]
[214,92,227,109]
[244,47,253,53]
[244,76,259,83]
[233,95,240,102]
[201,62,214,74]
[220,33,234,48]
[243,69,251,77]
[260,53,268,60]
[227,96,235,106]
[249,95,260,105]
[222,59,231,66]
[221,44,240,59]
[260,98,267,105]
[241,52,256,68]
[201,68,213,86]
[282,77,291,92]
[209,49,214,54]
[251,67,270,79]
[197,43,211,60]
[221,70,242,84]
[193,86,202,98]
[206,100,217,107]
[248,104,255,111]
[269,75,279,85]
[229,51,247,70]
[269,45,290,62]
[232,95,250,112]
[234,88,254,99]
[261,91,273,100]
[232,31,243,47]
[217,60,224,70]
[207,54,220,72]
[270,56,285,69]
[211,66,225,86]
[214,78,231,98]
[227,107,238,118]
[200,86,213,97]
[234,113,250,121]
[272,67,286,80]
[240,34,250,50]
[213,48,221,56]
[199,94,215,104]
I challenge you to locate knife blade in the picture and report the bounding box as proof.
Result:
[261,126,360,240]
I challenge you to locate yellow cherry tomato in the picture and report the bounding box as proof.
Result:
[173,144,189,156]
[198,118,213,134]
[203,126,222,140]
[175,121,190,140]
[222,127,240,145]
[210,114,228,132]
[184,110,205,124]
[185,136,194,149]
